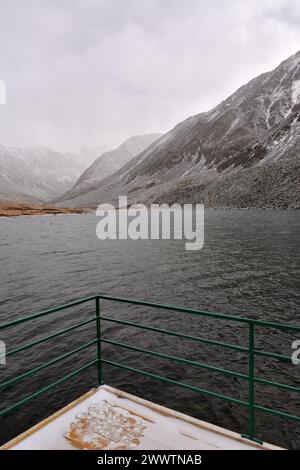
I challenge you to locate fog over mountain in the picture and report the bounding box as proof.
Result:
[55,134,161,204]
[0,145,107,203]
[1,1,300,152]
[57,51,300,209]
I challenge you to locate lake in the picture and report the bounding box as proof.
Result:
[0,210,299,448]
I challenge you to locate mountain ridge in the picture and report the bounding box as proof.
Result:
[57,50,300,209]
[54,133,162,203]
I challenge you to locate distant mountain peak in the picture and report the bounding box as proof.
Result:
[54,133,162,203]
[0,144,107,203]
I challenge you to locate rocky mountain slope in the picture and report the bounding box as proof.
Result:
[55,134,161,203]
[58,51,300,209]
[0,145,105,203]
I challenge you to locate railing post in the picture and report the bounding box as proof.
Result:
[242,322,262,444]
[248,322,255,438]
[95,296,103,386]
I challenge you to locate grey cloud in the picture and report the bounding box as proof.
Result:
[0,0,299,152]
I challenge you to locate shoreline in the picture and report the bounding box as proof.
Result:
[0,202,299,218]
[0,202,90,218]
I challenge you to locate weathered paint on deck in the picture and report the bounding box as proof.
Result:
[1,385,283,450]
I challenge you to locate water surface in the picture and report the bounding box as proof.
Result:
[0,210,299,448]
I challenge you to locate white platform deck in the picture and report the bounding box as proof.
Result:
[2,385,282,450]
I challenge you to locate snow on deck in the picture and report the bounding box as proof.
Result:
[2,385,281,450]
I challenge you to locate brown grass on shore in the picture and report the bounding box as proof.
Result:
[0,201,89,217]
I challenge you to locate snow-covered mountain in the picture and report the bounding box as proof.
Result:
[0,145,106,203]
[54,134,161,203]
[58,51,300,209]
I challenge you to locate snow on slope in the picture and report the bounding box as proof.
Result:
[57,50,300,209]
[0,145,106,203]
[292,80,300,105]
[54,134,161,203]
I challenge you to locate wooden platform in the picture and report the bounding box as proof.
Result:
[2,385,282,450]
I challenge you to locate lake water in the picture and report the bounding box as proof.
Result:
[0,210,299,448]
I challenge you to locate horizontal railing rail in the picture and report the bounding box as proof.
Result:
[0,294,299,445]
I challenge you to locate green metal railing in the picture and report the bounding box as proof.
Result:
[1,294,300,445]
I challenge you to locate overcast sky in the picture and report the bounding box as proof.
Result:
[0,0,299,152]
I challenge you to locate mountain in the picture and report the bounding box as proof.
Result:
[57,51,300,209]
[0,145,106,203]
[55,134,161,203]
[70,145,108,165]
